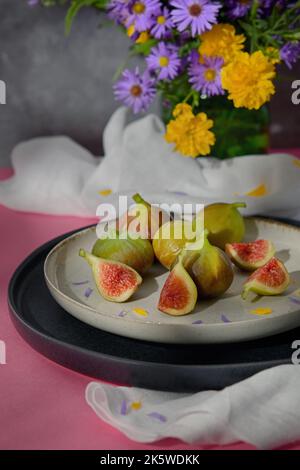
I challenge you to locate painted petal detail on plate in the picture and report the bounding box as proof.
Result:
[131,401,142,410]
[133,308,148,317]
[289,297,300,306]
[148,412,167,422]
[250,308,273,316]
[72,280,90,286]
[118,310,128,317]
[120,400,128,416]
[84,287,93,298]
[221,314,231,323]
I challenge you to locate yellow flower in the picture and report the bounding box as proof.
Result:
[165,104,215,158]
[221,51,276,110]
[136,31,150,44]
[199,24,245,65]
[127,24,135,37]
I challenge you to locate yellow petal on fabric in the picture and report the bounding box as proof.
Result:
[292,288,300,297]
[131,401,142,410]
[245,184,267,197]
[98,189,112,196]
[293,159,300,168]
[133,307,148,317]
[250,307,273,316]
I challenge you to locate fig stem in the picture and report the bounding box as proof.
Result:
[132,193,150,208]
[79,248,86,258]
[232,202,247,209]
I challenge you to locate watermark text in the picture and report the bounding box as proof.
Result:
[291,80,300,105]
[0,340,6,365]
[0,80,6,104]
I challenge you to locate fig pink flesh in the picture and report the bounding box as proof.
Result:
[248,258,287,288]
[159,271,190,310]
[99,263,137,297]
[230,240,270,263]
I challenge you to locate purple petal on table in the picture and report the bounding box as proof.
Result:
[84,287,93,298]
[27,0,39,6]
[221,314,231,323]
[118,310,127,317]
[72,280,90,286]
[148,412,167,423]
[120,400,127,416]
[192,320,203,325]
[289,297,300,306]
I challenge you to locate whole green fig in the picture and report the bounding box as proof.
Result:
[182,231,234,298]
[92,232,154,274]
[194,202,247,250]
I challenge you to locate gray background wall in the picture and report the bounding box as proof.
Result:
[0,0,299,166]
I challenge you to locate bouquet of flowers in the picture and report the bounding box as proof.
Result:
[38,0,300,158]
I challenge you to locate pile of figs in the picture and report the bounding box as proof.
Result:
[79,194,290,315]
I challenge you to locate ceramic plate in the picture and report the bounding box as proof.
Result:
[44,217,300,344]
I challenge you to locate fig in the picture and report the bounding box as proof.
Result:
[183,231,234,298]
[118,193,170,240]
[158,260,198,316]
[195,202,247,250]
[79,249,142,302]
[92,232,154,274]
[225,239,275,271]
[153,220,196,270]
[242,257,290,300]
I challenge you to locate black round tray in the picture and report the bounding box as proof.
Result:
[8,221,298,392]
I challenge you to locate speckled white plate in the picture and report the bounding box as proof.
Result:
[44,217,300,344]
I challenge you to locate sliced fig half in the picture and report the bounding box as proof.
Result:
[158,262,198,316]
[79,249,142,302]
[225,239,275,271]
[242,257,290,299]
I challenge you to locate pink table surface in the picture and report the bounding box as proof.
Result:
[1,151,300,450]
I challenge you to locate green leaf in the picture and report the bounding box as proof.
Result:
[65,0,107,35]
[130,39,157,56]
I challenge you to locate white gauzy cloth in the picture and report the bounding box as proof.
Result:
[86,365,300,449]
[0,107,300,219]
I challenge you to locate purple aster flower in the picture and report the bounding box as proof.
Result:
[113,67,156,113]
[146,42,181,80]
[280,42,300,69]
[107,0,131,24]
[170,0,221,37]
[227,0,252,19]
[188,51,224,96]
[150,7,173,39]
[126,0,161,32]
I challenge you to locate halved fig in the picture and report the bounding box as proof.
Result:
[158,262,198,316]
[242,257,290,299]
[225,239,275,271]
[79,249,142,302]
